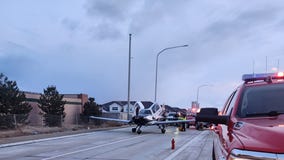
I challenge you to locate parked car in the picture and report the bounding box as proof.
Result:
[196,72,284,160]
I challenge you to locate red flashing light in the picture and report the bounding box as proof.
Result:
[278,72,284,77]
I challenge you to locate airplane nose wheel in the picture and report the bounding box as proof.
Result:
[132,128,136,133]
[159,125,166,134]
[135,125,142,134]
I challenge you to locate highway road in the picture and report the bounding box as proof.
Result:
[0,126,213,160]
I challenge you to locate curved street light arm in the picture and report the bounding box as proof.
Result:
[196,84,213,104]
[154,44,189,102]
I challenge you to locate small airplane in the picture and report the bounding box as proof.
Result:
[90,102,194,134]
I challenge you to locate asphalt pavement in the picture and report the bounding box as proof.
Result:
[0,126,213,160]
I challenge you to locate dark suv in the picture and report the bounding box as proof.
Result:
[197,72,284,160]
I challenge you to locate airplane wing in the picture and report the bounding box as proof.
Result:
[151,119,195,125]
[89,116,131,124]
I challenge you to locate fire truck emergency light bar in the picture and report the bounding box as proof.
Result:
[242,72,284,82]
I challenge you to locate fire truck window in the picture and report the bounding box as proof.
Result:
[223,89,239,116]
[222,90,236,115]
[239,84,284,117]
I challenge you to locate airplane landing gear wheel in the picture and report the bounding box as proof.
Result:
[137,130,142,134]
[132,128,136,133]
[161,129,166,134]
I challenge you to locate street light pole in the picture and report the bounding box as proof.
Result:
[127,34,132,120]
[154,44,188,102]
[196,84,212,106]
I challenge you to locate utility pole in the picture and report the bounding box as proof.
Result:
[127,34,132,120]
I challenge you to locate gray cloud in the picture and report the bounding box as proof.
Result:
[83,0,137,40]
[84,0,134,22]
[88,22,122,40]
[2,1,284,108]
[61,18,80,31]
[0,41,39,81]
[205,6,280,40]
[128,0,187,35]
[238,7,278,25]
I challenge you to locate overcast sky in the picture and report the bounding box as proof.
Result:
[1,0,284,109]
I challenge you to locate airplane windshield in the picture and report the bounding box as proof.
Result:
[139,109,151,115]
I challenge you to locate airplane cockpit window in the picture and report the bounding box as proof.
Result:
[134,103,140,108]
[151,104,160,113]
[139,109,151,115]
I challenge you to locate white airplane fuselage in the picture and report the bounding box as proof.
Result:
[90,102,193,134]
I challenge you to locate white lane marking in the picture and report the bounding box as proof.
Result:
[0,132,96,148]
[42,135,147,160]
[0,127,129,148]
[164,131,207,160]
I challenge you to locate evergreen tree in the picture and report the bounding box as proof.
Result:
[0,73,32,129]
[38,86,66,127]
[81,97,102,123]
